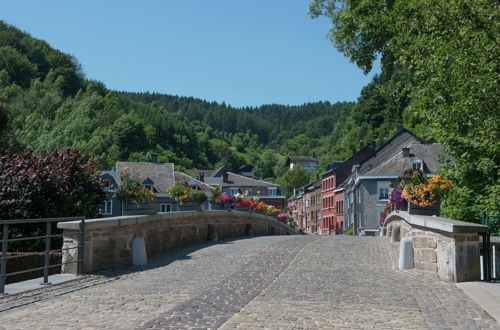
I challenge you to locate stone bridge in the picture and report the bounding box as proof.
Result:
[0,212,497,329]
[59,210,296,273]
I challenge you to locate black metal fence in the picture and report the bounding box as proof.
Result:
[481,213,499,281]
[0,216,85,294]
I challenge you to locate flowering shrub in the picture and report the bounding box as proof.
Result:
[167,184,191,204]
[400,171,452,207]
[389,188,406,204]
[277,213,289,222]
[217,193,235,205]
[167,184,207,204]
[116,171,156,206]
[379,201,393,225]
[233,196,285,217]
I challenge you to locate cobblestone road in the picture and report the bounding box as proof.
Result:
[0,236,497,329]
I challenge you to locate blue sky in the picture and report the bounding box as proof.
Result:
[1,0,378,107]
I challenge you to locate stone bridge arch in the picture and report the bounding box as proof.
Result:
[59,210,296,273]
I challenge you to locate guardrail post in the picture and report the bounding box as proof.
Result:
[1,224,9,294]
[41,221,52,285]
[77,218,85,275]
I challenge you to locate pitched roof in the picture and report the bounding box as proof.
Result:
[287,155,319,163]
[174,172,214,193]
[362,143,453,176]
[115,161,175,192]
[204,172,279,187]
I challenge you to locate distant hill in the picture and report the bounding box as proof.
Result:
[0,20,407,180]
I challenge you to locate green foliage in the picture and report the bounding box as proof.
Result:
[208,187,222,204]
[345,228,354,235]
[277,165,312,197]
[167,184,206,204]
[310,0,500,220]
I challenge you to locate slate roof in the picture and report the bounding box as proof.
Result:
[204,172,279,187]
[115,161,175,192]
[361,143,453,176]
[174,172,214,193]
[186,169,215,178]
[286,155,319,164]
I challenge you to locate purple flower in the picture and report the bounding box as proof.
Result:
[217,193,235,204]
[389,189,406,204]
[277,213,289,221]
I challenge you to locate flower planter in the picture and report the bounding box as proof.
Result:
[235,206,252,213]
[408,199,440,216]
[179,201,202,211]
[211,204,233,211]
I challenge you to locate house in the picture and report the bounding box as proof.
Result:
[304,180,322,234]
[99,161,213,217]
[285,155,319,171]
[320,147,376,234]
[344,128,453,235]
[194,167,287,209]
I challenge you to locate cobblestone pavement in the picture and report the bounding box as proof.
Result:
[0,235,497,329]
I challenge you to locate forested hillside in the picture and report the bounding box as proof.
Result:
[0,19,398,181]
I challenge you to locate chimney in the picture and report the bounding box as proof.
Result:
[359,142,364,150]
[151,154,158,163]
[402,147,410,158]
[397,124,404,133]
[371,141,377,150]
[223,172,229,184]
[199,172,205,182]
[352,149,357,156]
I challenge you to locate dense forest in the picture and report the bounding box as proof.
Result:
[1,0,498,224]
[0,20,401,179]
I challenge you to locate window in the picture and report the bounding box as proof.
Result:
[144,184,153,191]
[268,187,277,196]
[412,159,423,170]
[102,179,111,188]
[229,187,239,196]
[377,181,390,200]
[160,203,171,213]
[99,200,112,215]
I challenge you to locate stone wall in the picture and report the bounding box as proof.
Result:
[384,212,487,282]
[58,210,296,273]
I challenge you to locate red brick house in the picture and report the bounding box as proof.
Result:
[320,146,377,234]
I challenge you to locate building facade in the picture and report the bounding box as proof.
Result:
[344,128,453,234]
[99,161,213,217]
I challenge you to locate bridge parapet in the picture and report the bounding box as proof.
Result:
[383,211,488,282]
[58,210,296,273]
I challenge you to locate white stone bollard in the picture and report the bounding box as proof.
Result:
[132,236,148,266]
[399,237,414,270]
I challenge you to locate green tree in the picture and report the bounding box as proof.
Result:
[310,0,500,220]
[277,165,311,197]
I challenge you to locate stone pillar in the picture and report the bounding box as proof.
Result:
[61,229,81,275]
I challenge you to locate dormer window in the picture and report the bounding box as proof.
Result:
[411,158,423,170]
[102,179,111,189]
[268,187,277,196]
[144,184,153,191]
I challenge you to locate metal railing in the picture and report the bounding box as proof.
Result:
[0,216,85,294]
[481,213,499,281]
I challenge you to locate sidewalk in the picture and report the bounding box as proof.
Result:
[457,281,500,323]
[3,274,82,295]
